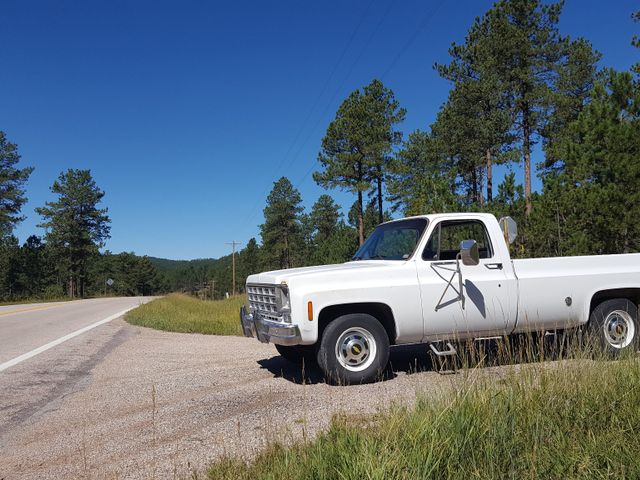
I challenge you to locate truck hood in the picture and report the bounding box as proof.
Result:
[247,261,401,285]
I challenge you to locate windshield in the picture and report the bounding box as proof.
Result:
[352,218,428,261]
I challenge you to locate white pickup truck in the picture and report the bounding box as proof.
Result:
[240,213,640,383]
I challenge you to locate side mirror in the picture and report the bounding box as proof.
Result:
[459,239,479,266]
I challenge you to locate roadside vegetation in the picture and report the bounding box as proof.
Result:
[208,350,640,479]
[125,293,243,335]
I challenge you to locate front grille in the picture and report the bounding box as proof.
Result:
[247,284,280,321]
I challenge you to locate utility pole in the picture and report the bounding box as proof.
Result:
[226,241,241,296]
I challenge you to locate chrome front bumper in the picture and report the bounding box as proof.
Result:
[240,305,301,346]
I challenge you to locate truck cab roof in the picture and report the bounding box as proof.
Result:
[380,212,498,226]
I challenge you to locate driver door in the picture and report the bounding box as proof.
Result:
[417,219,515,340]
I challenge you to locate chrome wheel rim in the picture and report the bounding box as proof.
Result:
[335,327,377,372]
[603,310,635,349]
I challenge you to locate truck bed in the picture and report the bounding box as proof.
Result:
[512,253,640,332]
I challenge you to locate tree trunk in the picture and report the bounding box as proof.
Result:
[357,160,365,245]
[376,165,383,225]
[523,106,532,216]
[478,167,485,208]
[357,190,364,246]
[471,167,479,206]
[284,234,289,269]
[486,149,493,203]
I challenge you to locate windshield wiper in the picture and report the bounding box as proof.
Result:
[352,254,387,261]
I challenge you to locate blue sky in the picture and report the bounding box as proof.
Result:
[2,0,637,259]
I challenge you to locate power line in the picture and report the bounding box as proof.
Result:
[241,0,377,226]
[294,0,446,190]
[380,0,447,81]
[285,0,399,193]
[268,0,377,180]
[244,0,447,227]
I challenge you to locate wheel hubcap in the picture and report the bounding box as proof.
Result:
[603,310,635,349]
[335,327,377,372]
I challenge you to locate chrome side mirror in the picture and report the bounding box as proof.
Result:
[459,239,479,266]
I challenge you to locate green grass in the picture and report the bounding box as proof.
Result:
[125,293,244,335]
[207,353,640,479]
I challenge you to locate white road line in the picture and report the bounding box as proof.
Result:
[0,306,138,373]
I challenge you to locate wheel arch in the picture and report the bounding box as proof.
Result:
[588,288,640,321]
[317,302,397,345]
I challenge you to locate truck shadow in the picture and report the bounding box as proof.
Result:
[257,356,324,384]
[257,344,436,385]
[258,335,571,385]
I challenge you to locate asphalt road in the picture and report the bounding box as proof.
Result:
[0,297,501,480]
[0,298,154,474]
[0,298,153,368]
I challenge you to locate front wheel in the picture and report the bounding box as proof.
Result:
[317,314,390,385]
[587,298,639,355]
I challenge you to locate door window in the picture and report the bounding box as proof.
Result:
[422,220,493,261]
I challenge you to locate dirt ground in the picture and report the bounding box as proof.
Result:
[0,319,491,479]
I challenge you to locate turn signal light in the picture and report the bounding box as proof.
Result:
[307,301,313,321]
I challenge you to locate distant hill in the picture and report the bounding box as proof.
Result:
[148,255,236,295]
[148,256,225,272]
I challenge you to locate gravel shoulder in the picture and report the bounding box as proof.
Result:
[0,321,479,479]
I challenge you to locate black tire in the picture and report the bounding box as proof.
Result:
[587,298,639,356]
[275,344,317,365]
[316,313,390,385]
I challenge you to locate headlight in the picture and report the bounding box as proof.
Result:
[275,283,291,313]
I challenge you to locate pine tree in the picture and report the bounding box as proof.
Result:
[36,169,111,298]
[542,38,601,170]
[387,130,461,215]
[0,235,21,299]
[309,194,341,242]
[304,194,352,266]
[314,87,367,245]
[0,132,33,237]
[260,177,303,270]
[348,198,390,239]
[239,237,261,285]
[312,222,358,265]
[435,28,515,206]
[18,235,47,297]
[438,0,598,215]
[529,70,640,257]
[314,79,405,244]
[134,256,159,296]
[487,0,564,215]
[430,79,513,205]
[361,80,406,223]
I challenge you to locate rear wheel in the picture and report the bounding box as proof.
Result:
[317,313,390,385]
[275,344,317,365]
[588,298,639,355]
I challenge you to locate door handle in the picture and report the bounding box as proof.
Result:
[485,262,503,270]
